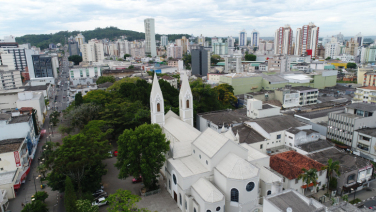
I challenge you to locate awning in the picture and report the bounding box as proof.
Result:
[302,182,316,189]
[13,182,21,190]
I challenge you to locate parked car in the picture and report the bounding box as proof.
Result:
[94,192,108,201]
[108,151,113,158]
[132,177,142,184]
[113,150,118,157]
[92,189,104,197]
[92,197,108,207]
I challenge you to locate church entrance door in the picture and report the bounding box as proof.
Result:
[174,191,177,202]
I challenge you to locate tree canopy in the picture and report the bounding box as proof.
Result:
[347,62,357,69]
[245,53,256,61]
[68,55,83,65]
[116,123,169,190]
[96,76,116,85]
[107,189,149,212]
[22,200,48,212]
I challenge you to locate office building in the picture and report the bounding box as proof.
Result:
[274,25,293,55]
[191,46,210,76]
[75,33,85,46]
[227,36,235,47]
[251,29,260,47]
[68,41,79,56]
[197,34,205,46]
[324,37,341,59]
[0,65,22,90]
[239,29,247,47]
[345,38,359,56]
[144,18,157,57]
[0,35,16,43]
[336,32,344,44]
[354,32,363,47]
[294,22,319,58]
[167,44,183,59]
[161,35,168,46]
[0,48,30,72]
[30,55,54,78]
[81,39,105,63]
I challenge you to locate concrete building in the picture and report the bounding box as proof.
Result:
[130,47,145,58]
[227,36,235,48]
[274,25,293,55]
[327,103,376,146]
[75,33,85,46]
[144,18,157,57]
[191,46,210,76]
[167,44,183,59]
[0,48,32,72]
[81,39,105,63]
[161,35,168,47]
[352,86,376,103]
[336,32,344,44]
[324,37,341,59]
[30,55,55,78]
[295,22,319,58]
[197,34,205,46]
[246,99,281,119]
[352,128,376,161]
[239,29,247,47]
[0,66,22,90]
[69,65,101,86]
[160,75,178,89]
[345,38,359,57]
[354,32,363,47]
[176,36,188,54]
[16,92,46,127]
[212,41,228,55]
[251,29,260,47]
[68,41,79,56]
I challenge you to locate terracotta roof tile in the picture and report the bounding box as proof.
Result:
[360,86,376,90]
[270,151,325,180]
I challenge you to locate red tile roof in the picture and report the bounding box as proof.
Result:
[270,151,325,180]
[360,86,376,90]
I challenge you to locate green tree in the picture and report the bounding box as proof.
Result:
[347,62,357,69]
[325,57,331,60]
[213,84,237,107]
[323,158,340,194]
[128,65,135,69]
[96,76,116,85]
[298,168,318,195]
[107,189,149,212]
[75,92,83,107]
[49,110,60,126]
[68,55,83,65]
[37,164,48,178]
[245,53,256,61]
[342,194,349,202]
[22,200,48,212]
[253,47,258,52]
[33,191,48,202]
[190,79,222,114]
[123,54,131,59]
[63,102,102,130]
[116,123,170,190]
[211,54,221,65]
[65,176,78,212]
[76,200,99,212]
[83,90,113,106]
[182,54,191,68]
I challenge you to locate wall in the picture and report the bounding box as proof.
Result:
[0,92,19,110]
[220,76,263,95]
[313,75,337,89]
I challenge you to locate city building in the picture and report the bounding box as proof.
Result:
[167,59,183,70]
[30,55,56,78]
[251,29,260,47]
[161,35,168,47]
[176,36,189,54]
[75,33,85,46]
[69,65,101,86]
[0,48,34,72]
[239,29,247,47]
[295,22,319,58]
[352,128,376,160]
[212,41,228,55]
[197,34,205,46]
[167,44,183,59]
[327,103,376,146]
[0,35,16,43]
[16,92,46,128]
[324,37,341,59]
[130,47,145,58]
[352,86,376,103]
[274,25,293,55]
[227,36,235,48]
[68,41,79,56]
[144,18,157,57]
[191,46,210,76]
[0,65,22,90]
[354,32,364,47]
[160,75,178,89]
[345,38,359,57]
[81,39,105,63]
[336,32,344,44]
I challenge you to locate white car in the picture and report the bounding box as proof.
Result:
[92,197,108,207]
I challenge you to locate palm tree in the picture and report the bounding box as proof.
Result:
[298,168,318,195]
[323,158,341,195]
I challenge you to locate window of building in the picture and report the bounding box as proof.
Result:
[216,207,220,211]
[230,188,239,202]
[295,179,299,184]
[193,149,195,154]
[199,155,201,159]
[180,194,182,205]
[207,210,211,212]
[157,103,160,112]
[367,168,372,175]
[260,144,263,149]
[185,201,187,209]
[186,100,189,108]
[267,190,272,195]
[277,134,281,139]
[246,182,255,192]
[347,174,356,184]
[86,69,89,77]
[169,180,171,190]
[206,160,208,165]
[194,208,197,212]
[288,136,293,139]
[173,174,177,185]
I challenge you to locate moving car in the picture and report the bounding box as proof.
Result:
[92,197,107,207]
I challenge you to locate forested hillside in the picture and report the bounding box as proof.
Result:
[15,26,190,49]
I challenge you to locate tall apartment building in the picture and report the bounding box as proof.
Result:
[0,65,22,90]
[167,44,183,59]
[68,41,79,56]
[30,55,54,78]
[324,37,341,59]
[144,18,157,57]
[81,39,105,63]
[294,22,319,58]
[175,36,188,54]
[360,46,376,64]
[327,103,376,146]
[354,32,364,47]
[227,36,235,47]
[239,29,247,47]
[197,34,205,46]
[191,46,210,76]
[212,41,228,55]
[336,32,344,44]
[274,25,293,55]
[345,38,359,57]
[75,33,85,46]
[352,86,376,104]
[251,29,260,47]
[161,35,168,46]
[0,48,30,71]
[130,47,145,58]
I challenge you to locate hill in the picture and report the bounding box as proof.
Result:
[15,26,190,49]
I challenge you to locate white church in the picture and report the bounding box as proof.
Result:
[149,73,282,212]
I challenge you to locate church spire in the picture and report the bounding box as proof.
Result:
[179,74,194,126]
[150,72,165,127]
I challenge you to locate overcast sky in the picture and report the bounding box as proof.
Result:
[1,0,375,39]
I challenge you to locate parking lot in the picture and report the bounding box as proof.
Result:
[99,156,179,212]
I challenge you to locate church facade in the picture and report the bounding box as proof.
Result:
[149,73,280,212]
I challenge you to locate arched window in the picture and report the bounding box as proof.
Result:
[216,207,221,211]
[157,103,160,112]
[186,100,189,108]
[207,210,211,212]
[231,188,239,202]
[246,182,255,192]
[267,190,272,195]
[173,174,177,185]
[179,194,182,205]
[194,208,197,212]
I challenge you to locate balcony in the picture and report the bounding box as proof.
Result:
[353,97,362,101]
[370,94,376,98]
[354,92,363,96]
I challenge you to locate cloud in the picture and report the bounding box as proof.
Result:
[0,0,375,39]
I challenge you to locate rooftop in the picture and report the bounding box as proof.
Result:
[261,74,289,83]
[20,85,48,91]
[191,178,224,203]
[270,151,325,180]
[0,170,17,186]
[291,86,318,91]
[307,147,371,173]
[250,115,306,133]
[198,108,249,126]
[356,127,376,137]
[0,138,24,154]
[193,128,229,158]
[215,153,259,180]
[160,75,175,80]
[358,86,376,91]
[297,140,334,153]
[9,115,30,124]
[168,155,210,178]
[346,103,376,112]
[0,113,11,121]
[266,190,325,212]
[232,123,266,144]
[295,107,345,120]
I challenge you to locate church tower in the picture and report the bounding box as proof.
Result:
[150,72,165,127]
[179,74,193,126]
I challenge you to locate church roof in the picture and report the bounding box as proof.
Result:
[215,153,259,180]
[164,116,200,143]
[150,72,163,101]
[240,143,269,162]
[179,73,192,99]
[192,178,224,203]
[165,110,179,121]
[193,128,229,158]
[255,164,282,184]
[172,142,192,159]
[168,155,210,178]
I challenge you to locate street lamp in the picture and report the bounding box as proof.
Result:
[50,123,54,136]
[33,174,38,193]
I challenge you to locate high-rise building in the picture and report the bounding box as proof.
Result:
[144,18,157,57]
[68,41,79,56]
[239,30,247,47]
[324,37,341,59]
[75,33,85,46]
[198,34,205,46]
[274,25,293,55]
[0,35,16,43]
[176,36,188,54]
[0,65,22,90]
[227,36,235,47]
[161,35,168,47]
[0,48,30,71]
[81,39,105,63]
[336,32,344,44]
[212,41,228,55]
[211,36,219,45]
[31,55,54,78]
[354,32,364,47]
[191,46,210,76]
[345,38,359,57]
[294,22,319,58]
[167,44,183,59]
[251,29,260,47]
